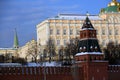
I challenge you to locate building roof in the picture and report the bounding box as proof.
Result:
[0,48,16,50]
[81,16,94,29]
[49,14,102,20]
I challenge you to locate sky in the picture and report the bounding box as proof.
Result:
[0,0,114,48]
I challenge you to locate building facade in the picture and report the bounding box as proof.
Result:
[37,0,120,48]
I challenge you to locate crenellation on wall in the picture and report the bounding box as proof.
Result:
[0,66,83,80]
[108,65,120,72]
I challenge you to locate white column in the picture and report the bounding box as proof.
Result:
[46,22,50,42]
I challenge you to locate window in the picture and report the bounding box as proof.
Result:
[115,40,118,45]
[109,30,112,35]
[102,29,105,35]
[57,40,60,45]
[70,39,73,43]
[102,40,105,46]
[50,29,53,35]
[115,29,118,35]
[56,29,60,35]
[64,40,66,45]
[63,29,66,35]
[76,30,79,35]
[96,30,98,35]
[70,29,73,35]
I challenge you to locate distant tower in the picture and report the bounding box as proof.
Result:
[13,29,19,48]
[75,16,108,80]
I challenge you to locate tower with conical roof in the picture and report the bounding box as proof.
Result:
[13,29,19,48]
[75,16,108,80]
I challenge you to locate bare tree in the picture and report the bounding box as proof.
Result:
[58,46,64,61]
[26,40,41,63]
[45,38,56,62]
[103,42,120,64]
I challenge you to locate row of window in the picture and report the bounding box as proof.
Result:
[56,40,66,46]
[56,39,119,46]
[100,29,119,35]
[56,39,76,46]
[50,29,119,35]
[102,40,118,46]
[50,29,80,35]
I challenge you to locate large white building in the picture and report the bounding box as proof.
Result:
[37,0,120,48]
[37,0,120,46]
[1,0,120,62]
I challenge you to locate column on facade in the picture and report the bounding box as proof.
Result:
[100,20,103,45]
[113,17,116,42]
[106,21,109,44]
[68,20,70,42]
[54,20,57,44]
[46,22,50,42]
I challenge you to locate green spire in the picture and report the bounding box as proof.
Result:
[13,28,19,48]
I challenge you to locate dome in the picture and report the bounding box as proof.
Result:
[108,0,119,7]
[100,0,120,13]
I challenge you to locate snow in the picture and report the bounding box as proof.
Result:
[0,62,62,67]
[75,52,103,56]
[49,14,102,20]
[0,63,22,67]
[81,28,94,30]
[27,61,61,67]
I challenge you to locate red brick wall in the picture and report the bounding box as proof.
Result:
[0,66,83,80]
[0,65,120,80]
[108,65,120,80]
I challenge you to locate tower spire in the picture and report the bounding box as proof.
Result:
[13,28,19,48]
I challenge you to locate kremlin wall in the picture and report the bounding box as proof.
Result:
[0,65,120,80]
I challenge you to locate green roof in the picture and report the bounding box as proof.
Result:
[105,6,118,12]
[100,5,120,13]
[13,29,19,48]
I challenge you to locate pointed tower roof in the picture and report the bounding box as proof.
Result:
[13,28,19,48]
[82,16,94,29]
[77,16,102,55]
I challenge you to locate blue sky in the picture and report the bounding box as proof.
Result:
[0,0,113,47]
